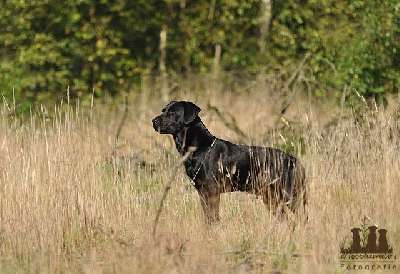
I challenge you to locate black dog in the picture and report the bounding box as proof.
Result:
[152,101,306,223]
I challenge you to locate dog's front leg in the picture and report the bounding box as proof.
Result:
[198,190,220,224]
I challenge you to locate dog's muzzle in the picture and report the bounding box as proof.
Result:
[152,117,161,132]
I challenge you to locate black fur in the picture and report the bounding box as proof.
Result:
[152,101,306,223]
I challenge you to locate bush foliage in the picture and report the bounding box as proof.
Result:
[0,0,398,105]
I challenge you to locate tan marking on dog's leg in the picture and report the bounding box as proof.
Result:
[199,191,220,224]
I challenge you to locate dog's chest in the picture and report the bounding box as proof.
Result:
[183,158,199,181]
[183,156,247,192]
[183,157,211,183]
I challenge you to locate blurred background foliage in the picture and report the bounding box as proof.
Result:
[0,0,399,109]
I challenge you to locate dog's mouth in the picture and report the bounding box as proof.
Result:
[152,117,161,132]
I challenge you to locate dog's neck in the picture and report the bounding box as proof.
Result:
[173,117,215,155]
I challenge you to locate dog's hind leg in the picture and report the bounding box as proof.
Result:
[198,190,220,224]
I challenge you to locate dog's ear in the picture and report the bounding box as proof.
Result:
[182,101,201,125]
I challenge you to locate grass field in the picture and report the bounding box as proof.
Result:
[0,82,399,273]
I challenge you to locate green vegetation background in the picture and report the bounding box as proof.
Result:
[0,0,399,110]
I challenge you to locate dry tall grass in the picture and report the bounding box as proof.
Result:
[0,84,399,273]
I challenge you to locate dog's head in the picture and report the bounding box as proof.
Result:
[152,101,201,134]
